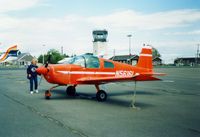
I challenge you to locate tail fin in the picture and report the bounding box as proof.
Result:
[137,45,153,70]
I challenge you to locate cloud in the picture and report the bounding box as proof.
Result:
[0,14,93,56]
[165,30,200,35]
[2,9,200,33]
[1,8,200,63]
[0,0,40,13]
[88,9,200,30]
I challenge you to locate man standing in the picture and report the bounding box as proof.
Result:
[27,59,39,94]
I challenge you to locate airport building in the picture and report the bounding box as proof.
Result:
[93,30,108,57]
[174,57,200,66]
[0,52,34,67]
[110,55,162,66]
[110,55,139,65]
[153,57,162,66]
[13,53,34,67]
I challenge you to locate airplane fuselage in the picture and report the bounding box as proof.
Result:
[40,58,157,85]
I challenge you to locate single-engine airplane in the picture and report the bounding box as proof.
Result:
[36,45,165,101]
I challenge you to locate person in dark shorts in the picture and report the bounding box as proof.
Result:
[27,59,39,94]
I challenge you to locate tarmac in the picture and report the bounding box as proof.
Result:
[0,67,200,137]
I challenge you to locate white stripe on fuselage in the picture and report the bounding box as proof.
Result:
[57,71,116,75]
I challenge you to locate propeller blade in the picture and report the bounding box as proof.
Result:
[45,54,51,68]
[39,75,43,86]
[36,75,43,91]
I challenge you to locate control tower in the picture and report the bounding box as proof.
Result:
[92,30,108,57]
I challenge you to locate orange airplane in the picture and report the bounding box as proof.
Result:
[36,45,165,101]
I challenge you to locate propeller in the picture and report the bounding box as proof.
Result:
[45,53,52,68]
[37,53,52,90]
[36,53,52,85]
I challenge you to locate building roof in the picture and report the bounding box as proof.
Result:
[93,30,108,42]
[110,55,139,61]
[175,57,199,60]
[153,57,162,61]
[174,57,200,63]
[93,30,108,35]
[16,53,34,61]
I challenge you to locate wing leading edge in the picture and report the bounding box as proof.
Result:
[77,73,140,84]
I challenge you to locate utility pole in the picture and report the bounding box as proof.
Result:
[127,34,132,55]
[196,44,200,65]
[61,46,63,55]
[42,44,45,64]
[113,49,115,56]
[111,49,116,61]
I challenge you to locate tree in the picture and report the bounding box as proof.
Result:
[152,47,161,59]
[38,54,47,64]
[38,49,67,64]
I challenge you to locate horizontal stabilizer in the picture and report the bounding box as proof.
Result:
[141,72,166,76]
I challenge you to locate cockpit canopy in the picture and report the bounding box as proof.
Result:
[67,54,100,68]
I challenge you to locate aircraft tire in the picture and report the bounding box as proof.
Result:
[96,90,107,102]
[66,86,76,96]
[45,96,50,100]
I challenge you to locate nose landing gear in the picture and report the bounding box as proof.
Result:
[44,85,61,99]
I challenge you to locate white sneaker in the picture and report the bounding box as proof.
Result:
[30,91,34,94]
[35,89,39,93]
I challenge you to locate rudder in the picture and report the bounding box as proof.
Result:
[137,45,153,70]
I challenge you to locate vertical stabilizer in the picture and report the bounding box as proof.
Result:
[137,45,153,70]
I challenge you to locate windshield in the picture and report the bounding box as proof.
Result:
[68,56,85,67]
[67,55,100,68]
[85,56,100,68]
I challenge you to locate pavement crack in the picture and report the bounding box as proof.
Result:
[2,93,89,137]
[159,89,200,96]
[188,128,200,134]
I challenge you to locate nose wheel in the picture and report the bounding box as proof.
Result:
[44,85,60,100]
[45,90,51,99]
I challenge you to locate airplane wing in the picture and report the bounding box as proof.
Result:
[140,72,166,76]
[77,73,140,84]
[133,72,166,81]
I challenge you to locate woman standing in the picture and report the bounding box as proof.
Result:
[27,59,39,94]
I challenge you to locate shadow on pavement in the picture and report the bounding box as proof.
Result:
[38,89,154,108]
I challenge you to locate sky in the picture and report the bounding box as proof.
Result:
[0,0,200,63]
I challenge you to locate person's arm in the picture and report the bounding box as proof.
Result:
[35,65,40,75]
[27,65,31,78]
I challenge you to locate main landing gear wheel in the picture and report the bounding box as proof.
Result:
[45,90,51,100]
[66,86,76,96]
[96,90,107,102]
